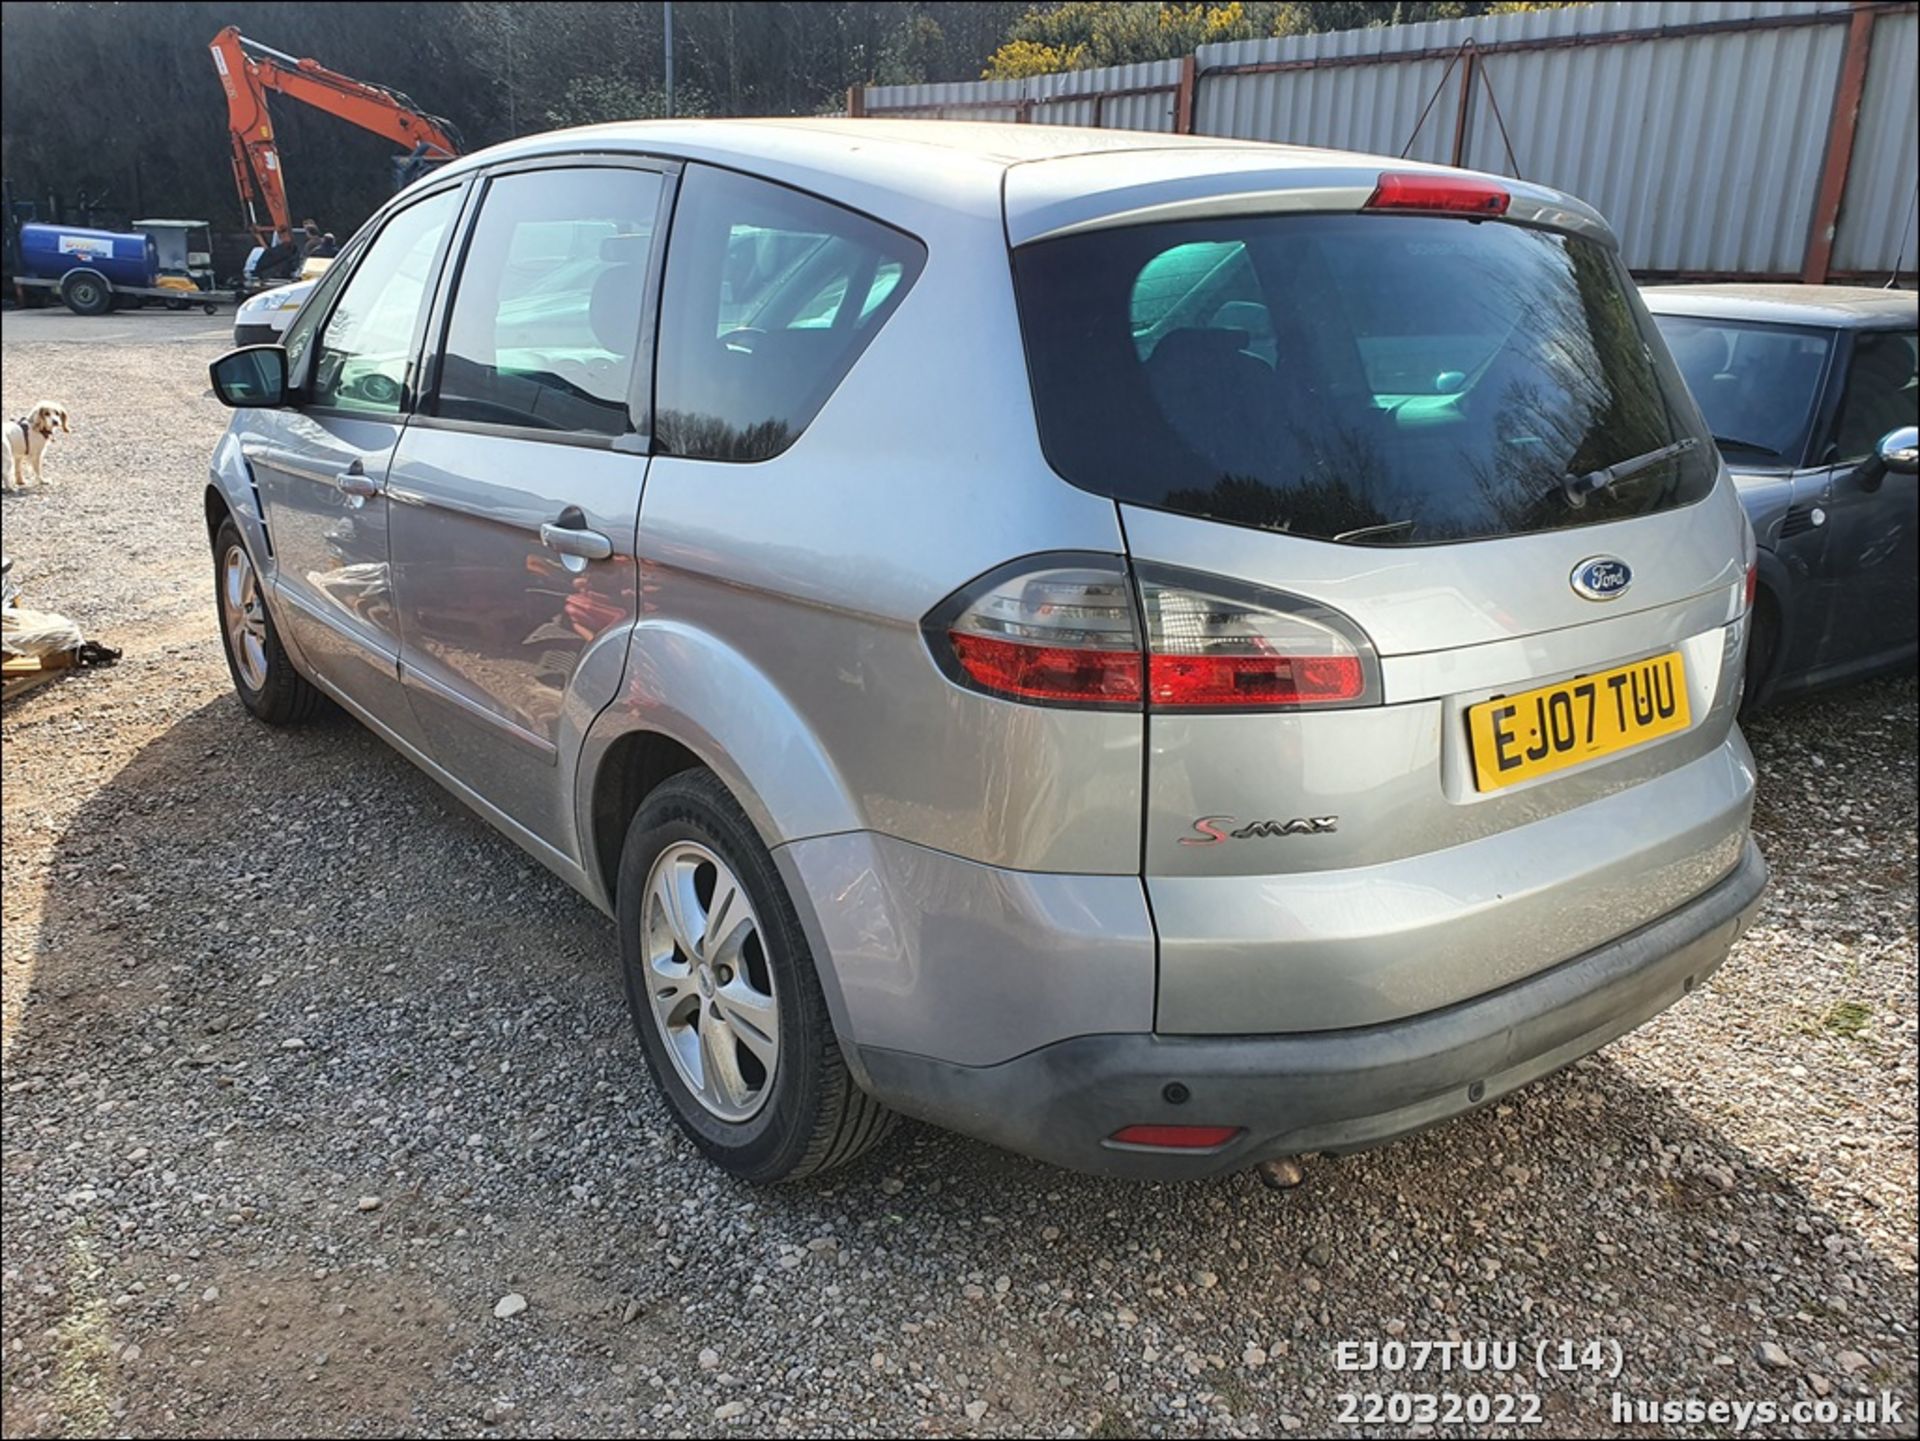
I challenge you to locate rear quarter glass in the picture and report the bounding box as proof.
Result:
[1012,212,1715,547]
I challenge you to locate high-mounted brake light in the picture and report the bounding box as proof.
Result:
[926,558,1379,711]
[1108,1124,1243,1150]
[1365,171,1510,216]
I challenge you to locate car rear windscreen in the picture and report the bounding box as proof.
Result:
[1013,213,1716,546]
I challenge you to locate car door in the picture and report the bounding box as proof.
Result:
[385,159,670,858]
[1798,327,1919,677]
[247,183,464,746]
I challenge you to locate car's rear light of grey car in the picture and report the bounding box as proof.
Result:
[928,556,1145,708]
[927,557,1380,712]
[1137,566,1381,711]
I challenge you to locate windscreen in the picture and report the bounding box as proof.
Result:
[1013,213,1716,546]
[1652,314,1831,467]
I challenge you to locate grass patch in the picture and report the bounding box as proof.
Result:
[1821,1000,1873,1038]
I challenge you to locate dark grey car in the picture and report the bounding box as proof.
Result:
[1646,285,1918,711]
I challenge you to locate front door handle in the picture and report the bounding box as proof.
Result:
[539,521,613,562]
[335,465,382,499]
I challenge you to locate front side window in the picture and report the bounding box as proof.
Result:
[309,188,459,414]
[1829,329,1918,463]
[1655,315,1831,467]
[655,165,925,463]
[434,166,664,436]
[1015,213,1716,546]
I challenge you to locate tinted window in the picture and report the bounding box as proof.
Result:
[434,167,663,436]
[655,165,925,462]
[1830,329,1918,462]
[309,188,459,413]
[1014,214,1715,546]
[1655,315,1831,466]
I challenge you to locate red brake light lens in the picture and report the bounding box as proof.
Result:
[1109,1124,1243,1150]
[948,632,1143,705]
[1743,561,1758,613]
[1150,652,1366,708]
[1365,171,1510,216]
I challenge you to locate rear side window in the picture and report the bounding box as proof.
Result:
[655,165,925,462]
[434,166,664,436]
[1014,213,1715,546]
[1828,329,1918,463]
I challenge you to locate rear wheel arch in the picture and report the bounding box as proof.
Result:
[588,729,707,907]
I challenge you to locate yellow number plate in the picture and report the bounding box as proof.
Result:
[1467,651,1689,792]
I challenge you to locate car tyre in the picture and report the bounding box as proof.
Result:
[213,518,321,725]
[617,769,895,1182]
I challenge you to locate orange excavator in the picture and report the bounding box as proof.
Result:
[210,25,462,249]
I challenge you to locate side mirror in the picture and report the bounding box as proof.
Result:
[209,346,288,409]
[1858,424,1919,491]
[1874,425,1919,476]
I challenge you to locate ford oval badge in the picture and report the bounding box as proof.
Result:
[1571,556,1632,601]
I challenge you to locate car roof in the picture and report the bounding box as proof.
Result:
[430,116,1609,247]
[1642,283,1917,328]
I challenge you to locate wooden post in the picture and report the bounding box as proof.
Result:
[846,84,866,119]
[1802,3,1878,283]
[1175,53,1197,134]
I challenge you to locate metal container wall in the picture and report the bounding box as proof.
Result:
[864,76,1030,124]
[1195,1,1855,275]
[865,58,1182,132]
[1198,19,1467,165]
[857,0,1918,280]
[1834,8,1919,276]
[1029,60,1182,131]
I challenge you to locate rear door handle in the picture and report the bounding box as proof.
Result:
[335,466,382,499]
[539,522,613,562]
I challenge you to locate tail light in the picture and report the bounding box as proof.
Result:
[1138,566,1378,710]
[926,555,1143,709]
[925,556,1379,712]
[1365,171,1510,216]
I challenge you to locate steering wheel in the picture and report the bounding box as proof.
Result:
[719,326,767,354]
[350,372,403,408]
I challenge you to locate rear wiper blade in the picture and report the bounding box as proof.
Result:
[1710,433,1781,458]
[1333,519,1416,542]
[1560,437,1698,508]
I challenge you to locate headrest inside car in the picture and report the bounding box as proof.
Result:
[600,231,652,262]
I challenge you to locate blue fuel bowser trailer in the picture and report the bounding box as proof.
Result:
[14,219,230,315]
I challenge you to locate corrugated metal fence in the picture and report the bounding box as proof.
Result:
[856,0,1918,282]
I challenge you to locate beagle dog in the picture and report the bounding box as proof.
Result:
[3,402,72,490]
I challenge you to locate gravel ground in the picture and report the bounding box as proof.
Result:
[3,314,1916,1438]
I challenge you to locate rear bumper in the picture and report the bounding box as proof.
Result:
[856,839,1768,1178]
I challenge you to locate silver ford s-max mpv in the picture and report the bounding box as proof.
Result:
[204,119,1767,1182]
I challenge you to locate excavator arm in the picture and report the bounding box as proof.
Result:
[210,26,462,249]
